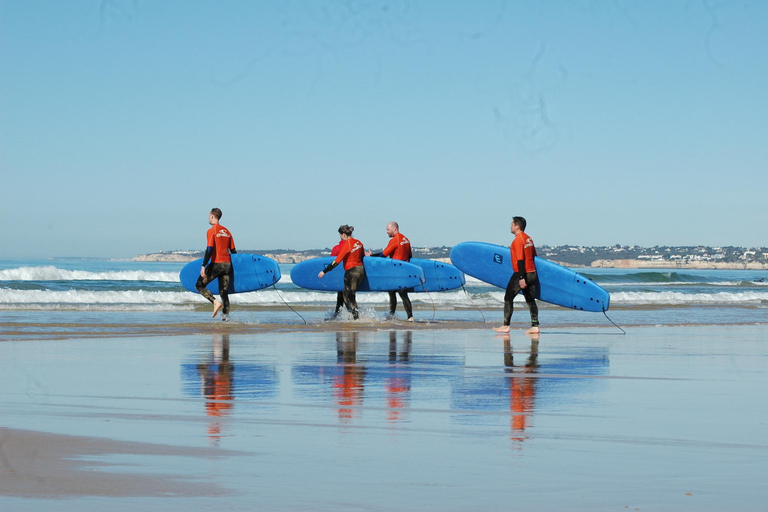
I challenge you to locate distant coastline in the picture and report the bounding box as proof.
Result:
[133,247,768,270]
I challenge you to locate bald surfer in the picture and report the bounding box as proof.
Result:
[367,221,414,321]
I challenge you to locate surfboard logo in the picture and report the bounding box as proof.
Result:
[493,253,503,264]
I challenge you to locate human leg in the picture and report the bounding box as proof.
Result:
[522,271,539,332]
[388,291,398,317]
[399,290,413,320]
[196,265,224,316]
[217,266,232,315]
[494,276,522,333]
[343,266,365,320]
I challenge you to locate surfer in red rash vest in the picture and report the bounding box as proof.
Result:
[329,237,345,318]
[494,216,540,334]
[366,221,414,321]
[318,225,365,320]
[196,208,237,320]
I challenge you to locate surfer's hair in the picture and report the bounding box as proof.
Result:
[210,208,223,220]
[512,216,526,231]
[338,225,354,236]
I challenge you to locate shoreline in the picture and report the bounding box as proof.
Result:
[2,318,766,342]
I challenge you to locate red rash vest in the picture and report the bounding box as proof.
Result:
[381,232,412,261]
[510,231,537,274]
[206,225,236,264]
[333,237,365,270]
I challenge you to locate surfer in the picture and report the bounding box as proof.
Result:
[196,208,237,320]
[494,216,540,335]
[366,221,414,321]
[318,225,365,320]
[330,238,345,318]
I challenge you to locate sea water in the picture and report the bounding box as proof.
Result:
[1,259,768,327]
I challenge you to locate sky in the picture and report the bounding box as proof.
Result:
[1,0,766,259]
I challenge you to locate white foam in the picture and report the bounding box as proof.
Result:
[0,266,178,282]
[611,291,768,305]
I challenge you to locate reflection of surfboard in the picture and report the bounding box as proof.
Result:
[179,254,281,294]
[450,242,610,312]
[410,258,465,292]
[290,257,424,292]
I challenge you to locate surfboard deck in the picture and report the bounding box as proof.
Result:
[450,242,610,312]
[410,258,465,292]
[290,257,425,292]
[179,254,281,294]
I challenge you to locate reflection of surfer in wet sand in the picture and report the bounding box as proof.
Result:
[503,334,539,443]
[197,333,234,444]
[386,331,413,422]
[334,331,365,422]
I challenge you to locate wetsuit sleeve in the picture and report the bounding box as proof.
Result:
[322,261,340,273]
[230,248,237,254]
[369,252,384,257]
[202,246,214,267]
[514,260,526,282]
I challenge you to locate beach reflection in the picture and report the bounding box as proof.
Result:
[386,331,412,422]
[181,333,279,445]
[503,334,539,443]
[334,331,365,422]
[197,333,234,444]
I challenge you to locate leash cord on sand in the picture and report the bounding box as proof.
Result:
[272,285,307,325]
[603,309,626,334]
[461,284,486,322]
[419,281,437,323]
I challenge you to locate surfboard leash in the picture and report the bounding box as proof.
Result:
[271,285,307,325]
[603,308,626,334]
[419,282,437,323]
[461,284,486,322]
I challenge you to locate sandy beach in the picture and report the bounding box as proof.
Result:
[1,322,766,511]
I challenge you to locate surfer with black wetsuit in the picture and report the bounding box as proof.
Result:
[494,216,540,335]
[196,208,237,321]
[318,225,365,320]
[367,221,414,321]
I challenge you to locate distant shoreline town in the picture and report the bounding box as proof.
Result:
[134,245,768,270]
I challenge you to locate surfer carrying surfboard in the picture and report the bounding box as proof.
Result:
[366,221,414,321]
[318,225,365,320]
[493,217,540,334]
[196,208,237,320]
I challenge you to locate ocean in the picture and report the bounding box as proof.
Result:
[2,258,768,329]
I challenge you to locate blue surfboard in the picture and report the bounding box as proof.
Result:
[290,257,425,292]
[450,242,610,312]
[179,254,281,294]
[410,258,465,292]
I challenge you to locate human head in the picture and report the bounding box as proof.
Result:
[209,208,223,225]
[512,216,527,232]
[386,221,399,237]
[338,225,354,237]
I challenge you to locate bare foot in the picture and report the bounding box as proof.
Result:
[212,300,223,318]
[493,325,510,333]
[407,317,414,322]
[525,326,540,334]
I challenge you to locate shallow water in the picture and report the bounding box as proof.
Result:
[1,325,766,510]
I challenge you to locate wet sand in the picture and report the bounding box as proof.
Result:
[1,323,766,510]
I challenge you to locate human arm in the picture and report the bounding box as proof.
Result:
[201,246,214,278]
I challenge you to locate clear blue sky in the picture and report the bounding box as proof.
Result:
[1,1,766,259]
